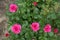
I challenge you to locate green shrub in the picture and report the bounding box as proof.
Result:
[6,0,60,40]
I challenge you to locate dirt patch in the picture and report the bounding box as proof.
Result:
[0,0,15,40]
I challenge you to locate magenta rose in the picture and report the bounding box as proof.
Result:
[11,23,21,34]
[30,22,40,32]
[9,4,18,12]
[33,2,38,6]
[53,28,58,34]
[43,24,51,33]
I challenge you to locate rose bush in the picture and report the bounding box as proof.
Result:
[6,0,60,40]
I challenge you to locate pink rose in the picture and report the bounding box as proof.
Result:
[53,28,58,34]
[33,2,38,6]
[9,4,18,12]
[30,22,40,32]
[43,24,51,32]
[4,31,10,37]
[11,24,21,34]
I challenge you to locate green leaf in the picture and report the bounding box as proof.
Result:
[47,13,57,19]
[48,32,54,37]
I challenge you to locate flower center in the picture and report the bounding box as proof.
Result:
[14,26,18,31]
[11,6,16,10]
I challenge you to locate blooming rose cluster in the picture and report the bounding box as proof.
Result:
[5,2,59,37]
[10,22,58,35]
[11,23,51,34]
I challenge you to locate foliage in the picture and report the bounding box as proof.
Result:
[6,0,60,40]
